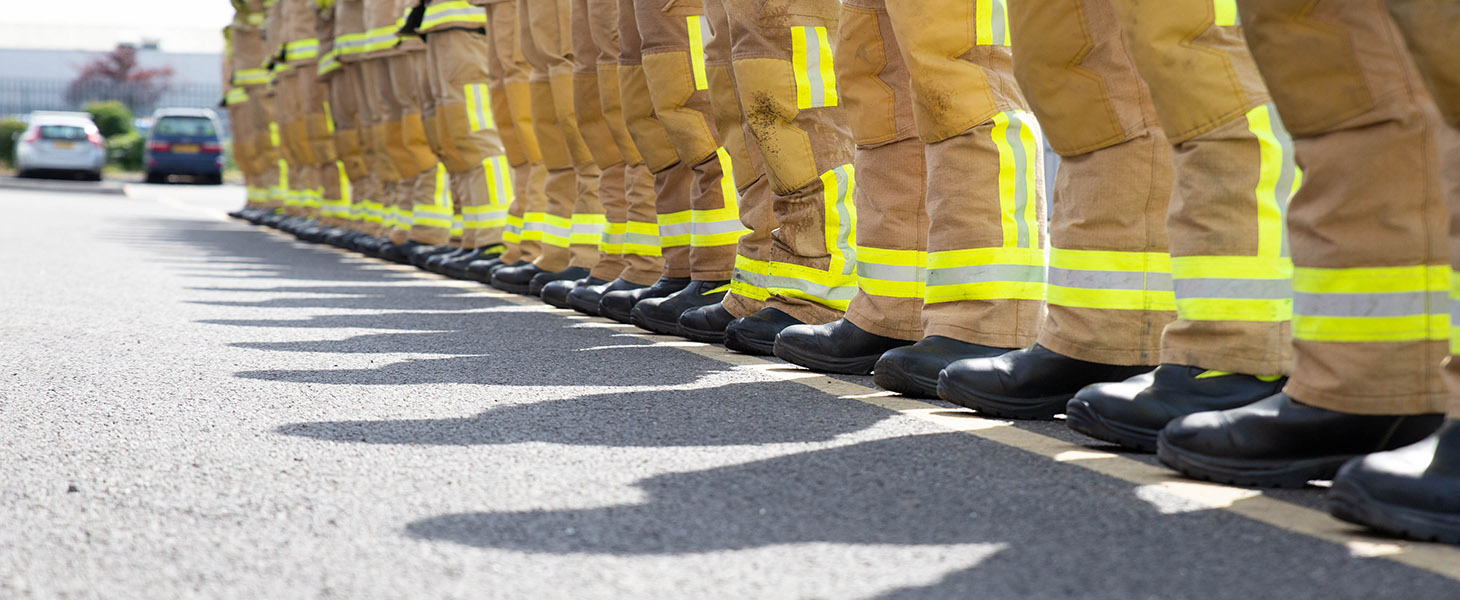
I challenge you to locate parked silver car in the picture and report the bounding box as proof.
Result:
[13,112,106,181]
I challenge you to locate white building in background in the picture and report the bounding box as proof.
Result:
[0,23,224,119]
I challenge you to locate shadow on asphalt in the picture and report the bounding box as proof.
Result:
[400,432,1458,598]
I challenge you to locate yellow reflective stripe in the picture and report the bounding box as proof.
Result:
[623,221,662,257]
[763,262,857,311]
[1213,0,1238,26]
[658,210,692,247]
[284,38,320,61]
[924,247,1046,304]
[731,255,772,302]
[1246,103,1300,259]
[857,246,926,300]
[317,49,342,76]
[521,212,547,242]
[687,16,710,91]
[821,164,857,276]
[421,0,486,30]
[234,68,270,86]
[323,101,335,133]
[358,26,401,53]
[451,214,464,238]
[990,110,1040,249]
[465,83,495,132]
[691,148,750,247]
[1451,271,1460,355]
[269,122,281,147]
[791,26,838,109]
[975,0,1011,46]
[541,214,573,247]
[600,222,627,254]
[483,155,513,207]
[1293,265,1448,343]
[334,32,366,55]
[504,214,524,244]
[224,88,250,105]
[1171,255,1294,322]
[570,213,608,245]
[1047,249,1174,311]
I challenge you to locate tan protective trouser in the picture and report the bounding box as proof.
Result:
[635,0,739,282]
[522,0,605,272]
[424,29,512,249]
[1389,0,1460,418]
[358,57,399,237]
[380,51,444,246]
[1010,0,1172,365]
[619,0,693,279]
[330,64,369,230]
[1236,0,1450,414]
[275,69,314,218]
[716,0,857,324]
[572,0,630,282]
[586,0,664,285]
[249,90,286,211]
[486,0,546,264]
[227,101,262,208]
[833,0,1047,345]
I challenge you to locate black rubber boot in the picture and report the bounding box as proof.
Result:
[376,241,412,264]
[872,337,1013,399]
[407,243,456,269]
[1065,366,1287,452]
[599,277,692,324]
[630,280,729,336]
[467,258,516,283]
[529,266,591,297]
[542,276,608,309]
[491,262,550,294]
[568,278,647,316]
[1157,394,1444,488]
[724,308,802,356]
[678,303,736,343]
[772,318,912,375]
[937,344,1153,420]
[1328,421,1460,544]
[425,248,473,273]
[440,246,503,279]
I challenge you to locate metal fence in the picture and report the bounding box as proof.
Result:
[0,78,221,122]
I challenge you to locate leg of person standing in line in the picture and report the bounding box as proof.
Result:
[1158,0,1447,488]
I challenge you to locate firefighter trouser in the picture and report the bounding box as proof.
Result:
[357,56,399,236]
[249,91,287,212]
[277,68,320,219]
[1232,0,1451,414]
[423,30,512,250]
[619,0,691,279]
[521,0,605,273]
[304,72,342,225]
[713,0,858,325]
[227,101,266,208]
[1010,0,1299,370]
[633,0,741,283]
[486,0,547,265]
[830,0,1047,346]
[573,0,631,282]
[585,0,666,286]
[378,51,441,246]
[331,63,369,230]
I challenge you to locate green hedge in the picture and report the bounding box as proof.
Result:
[107,131,145,171]
[84,101,134,139]
[0,118,26,167]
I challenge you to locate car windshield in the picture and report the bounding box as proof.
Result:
[38,125,87,140]
[154,117,216,138]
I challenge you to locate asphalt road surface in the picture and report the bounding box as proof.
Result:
[3,179,1459,599]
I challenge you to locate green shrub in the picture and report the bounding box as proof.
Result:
[0,118,26,166]
[84,101,135,139]
[106,131,145,171]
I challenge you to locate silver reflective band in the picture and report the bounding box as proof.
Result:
[658,222,692,238]
[929,264,1045,287]
[735,270,858,302]
[858,262,925,283]
[624,233,660,246]
[1174,278,1292,300]
[1048,268,1172,291]
[692,219,745,236]
[1293,291,1446,318]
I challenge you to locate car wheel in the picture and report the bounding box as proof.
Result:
[86,171,103,182]
[206,173,223,185]
[144,171,165,184]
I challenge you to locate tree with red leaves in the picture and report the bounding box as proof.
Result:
[66,44,175,116]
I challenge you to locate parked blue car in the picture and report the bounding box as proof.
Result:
[144,108,224,185]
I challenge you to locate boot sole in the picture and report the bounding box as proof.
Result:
[490,280,532,295]
[599,304,635,325]
[1155,431,1351,488]
[772,344,879,376]
[566,295,602,316]
[630,311,683,336]
[1327,479,1460,544]
[541,293,574,310]
[871,360,938,399]
[679,324,726,344]
[724,329,775,356]
[1064,399,1159,453]
[936,372,1068,420]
